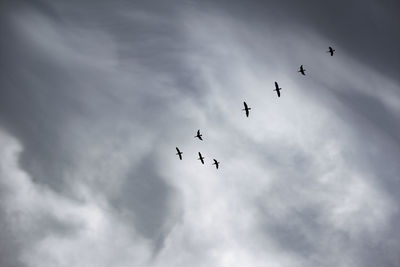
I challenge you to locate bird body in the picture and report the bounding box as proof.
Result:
[327,46,335,56]
[198,152,205,164]
[298,65,306,75]
[176,147,183,160]
[242,101,251,117]
[195,129,203,140]
[274,81,282,97]
[212,159,220,169]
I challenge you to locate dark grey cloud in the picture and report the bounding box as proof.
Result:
[0,210,24,267]
[0,0,188,263]
[0,0,399,266]
[210,0,400,80]
[110,151,183,253]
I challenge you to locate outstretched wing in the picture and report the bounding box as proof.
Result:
[328,46,334,55]
[176,147,182,160]
[243,102,250,117]
[213,159,219,169]
[199,153,204,164]
[275,81,279,90]
[197,129,200,135]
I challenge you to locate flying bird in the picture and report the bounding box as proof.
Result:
[198,152,205,164]
[327,46,335,56]
[212,159,220,169]
[298,65,306,75]
[242,101,251,117]
[195,129,203,141]
[176,147,183,160]
[274,81,282,97]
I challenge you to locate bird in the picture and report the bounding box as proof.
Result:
[298,65,306,75]
[212,159,220,169]
[195,129,203,141]
[327,46,335,56]
[176,147,183,160]
[274,81,282,97]
[242,101,251,117]
[198,152,205,164]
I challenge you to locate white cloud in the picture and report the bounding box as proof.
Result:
[0,129,152,267]
[1,5,399,267]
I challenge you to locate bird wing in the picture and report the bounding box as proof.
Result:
[275,82,279,89]
[176,147,180,153]
[243,102,248,109]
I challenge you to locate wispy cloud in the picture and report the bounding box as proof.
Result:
[0,1,399,267]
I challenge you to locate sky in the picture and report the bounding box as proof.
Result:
[0,0,400,266]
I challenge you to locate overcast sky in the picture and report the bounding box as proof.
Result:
[1,0,400,266]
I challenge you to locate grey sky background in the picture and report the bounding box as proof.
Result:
[0,0,399,266]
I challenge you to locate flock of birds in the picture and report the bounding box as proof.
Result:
[175,46,336,170]
[175,130,220,169]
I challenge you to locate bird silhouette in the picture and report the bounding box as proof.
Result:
[198,152,205,164]
[195,129,203,141]
[242,101,251,117]
[274,82,282,97]
[327,46,335,56]
[176,147,183,160]
[212,159,220,169]
[298,65,306,75]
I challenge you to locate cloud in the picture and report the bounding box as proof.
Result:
[169,10,399,266]
[0,1,399,267]
[0,129,154,267]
